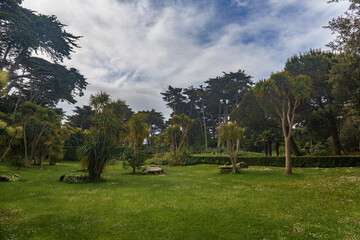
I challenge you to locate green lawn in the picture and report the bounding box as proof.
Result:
[1,162,360,240]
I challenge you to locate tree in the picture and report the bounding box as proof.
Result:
[128,113,149,173]
[326,0,360,56]
[326,1,360,114]
[217,123,244,173]
[67,105,95,130]
[285,50,343,155]
[161,86,186,116]
[254,71,312,175]
[79,92,124,180]
[0,118,22,162]
[0,0,87,107]
[16,102,61,167]
[171,113,194,151]
[138,109,164,146]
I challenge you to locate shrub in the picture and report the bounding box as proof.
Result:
[169,149,192,166]
[0,174,20,182]
[59,175,89,183]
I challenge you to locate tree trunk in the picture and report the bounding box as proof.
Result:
[276,141,280,156]
[0,138,13,162]
[290,136,301,156]
[285,137,292,175]
[268,140,272,156]
[218,101,222,124]
[202,104,208,150]
[328,115,341,155]
[39,154,45,169]
[264,142,268,156]
[209,113,216,139]
[231,155,238,173]
[88,158,96,180]
[133,140,137,173]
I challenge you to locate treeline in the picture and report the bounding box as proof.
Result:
[159,49,360,157]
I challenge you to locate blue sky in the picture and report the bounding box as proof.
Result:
[23,0,349,118]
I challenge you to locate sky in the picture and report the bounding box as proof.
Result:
[22,0,349,118]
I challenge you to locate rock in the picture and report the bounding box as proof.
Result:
[237,162,248,168]
[219,162,248,173]
[142,166,164,175]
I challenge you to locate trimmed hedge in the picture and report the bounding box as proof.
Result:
[188,155,360,168]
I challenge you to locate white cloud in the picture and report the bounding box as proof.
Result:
[22,0,349,118]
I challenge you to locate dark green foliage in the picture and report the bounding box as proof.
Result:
[63,146,79,161]
[67,106,94,130]
[0,0,86,108]
[169,148,192,166]
[121,147,151,172]
[189,155,360,168]
[19,57,86,106]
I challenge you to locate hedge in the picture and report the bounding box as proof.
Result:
[188,155,360,168]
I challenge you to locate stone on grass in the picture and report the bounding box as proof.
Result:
[219,162,248,173]
[142,166,164,175]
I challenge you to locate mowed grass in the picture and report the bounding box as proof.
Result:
[1,162,360,240]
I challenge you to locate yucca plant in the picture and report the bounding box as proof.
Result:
[254,71,312,175]
[217,123,244,173]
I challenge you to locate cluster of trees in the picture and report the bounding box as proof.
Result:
[158,1,360,174]
[0,0,85,168]
[1,0,360,178]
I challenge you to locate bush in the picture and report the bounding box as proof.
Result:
[59,175,89,183]
[0,174,20,182]
[149,152,171,165]
[169,149,192,166]
[189,155,360,168]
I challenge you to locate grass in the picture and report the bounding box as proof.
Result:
[1,162,360,240]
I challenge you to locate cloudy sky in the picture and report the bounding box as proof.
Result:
[23,0,348,118]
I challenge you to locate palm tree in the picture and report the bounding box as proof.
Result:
[254,71,312,175]
[89,91,110,113]
[217,123,244,173]
[128,113,149,173]
[171,113,194,151]
[80,91,123,180]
